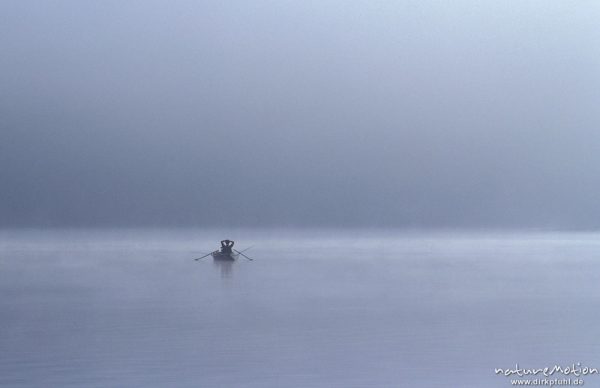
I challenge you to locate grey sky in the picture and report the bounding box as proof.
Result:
[1,1,599,228]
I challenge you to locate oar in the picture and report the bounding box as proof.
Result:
[238,246,254,253]
[194,251,216,261]
[233,249,253,261]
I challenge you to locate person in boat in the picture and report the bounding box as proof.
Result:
[220,239,234,254]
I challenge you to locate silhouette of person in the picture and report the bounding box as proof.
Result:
[220,239,234,254]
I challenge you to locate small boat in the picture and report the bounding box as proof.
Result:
[211,251,239,261]
[194,240,253,262]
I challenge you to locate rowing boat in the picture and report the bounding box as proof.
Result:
[194,241,253,261]
[211,251,239,261]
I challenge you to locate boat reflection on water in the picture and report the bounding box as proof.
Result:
[212,258,234,278]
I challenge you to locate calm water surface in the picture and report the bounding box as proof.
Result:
[1,229,599,387]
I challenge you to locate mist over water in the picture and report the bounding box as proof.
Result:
[1,229,599,387]
[2,1,600,386]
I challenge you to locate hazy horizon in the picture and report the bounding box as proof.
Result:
[2,1,599,228]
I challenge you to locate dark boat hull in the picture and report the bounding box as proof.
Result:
[211,252,238,261]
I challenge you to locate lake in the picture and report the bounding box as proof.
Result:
[1,229,599,387]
